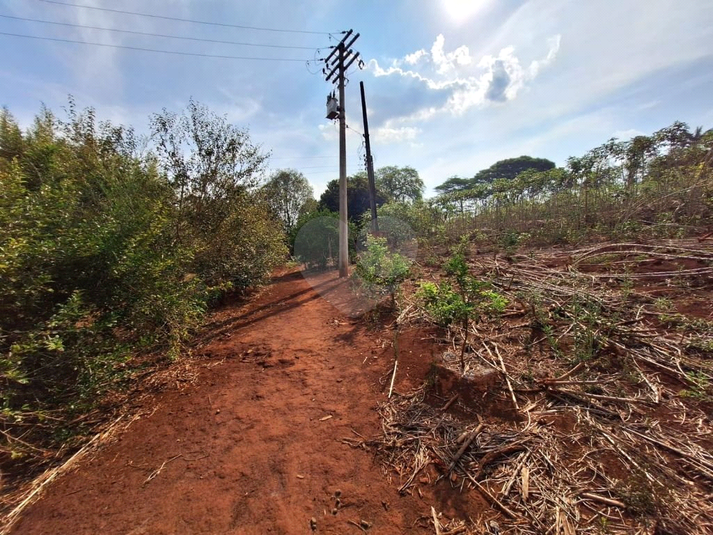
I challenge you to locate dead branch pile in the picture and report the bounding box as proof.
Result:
[372,240,713,533]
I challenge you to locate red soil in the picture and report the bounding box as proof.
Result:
[9,269,481,535]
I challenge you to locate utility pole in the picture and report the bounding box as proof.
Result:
[323,30,362,277]
[360,81,378,233]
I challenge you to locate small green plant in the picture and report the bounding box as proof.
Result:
[679,371,710,400]
[569,297,607,363]
[597,516,610,533]
[620,274,634,298]
[653,297,674,312]
[418,253,507,371]
[614,475,657,516]
[353,235,411,308]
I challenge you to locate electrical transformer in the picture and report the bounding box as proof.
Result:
[326,94,339,120]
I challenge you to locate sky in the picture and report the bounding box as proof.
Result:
[1,0,713,197]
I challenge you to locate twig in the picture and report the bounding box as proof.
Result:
[624,427,713,472]
[388,359,398,399]
[1,415,125,534]
[580,492,625,509]
[431,506,442,535]
[555,389,648,404]
[449,423,484,471]
[501,451,531,497]
[491,342,519,411]
[464,472,518,519]
[442,394,459,411]
[474,441,528,479]
[347,519,367,533]
[142,454,182,487]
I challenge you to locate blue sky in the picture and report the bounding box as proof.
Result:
[2,0,712,197]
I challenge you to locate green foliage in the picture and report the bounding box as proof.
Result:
[371,200,445,241]
[418,281,472,328]
[318,172,388,222]
[1,100,287,467]
[291,210,341,269]
[151,99,286,289]
[473,155,556,184]
[418,253,507,369]
[432,122,712,246]
[375,165,424,203]
[679,371,711,400]
[434,176,472,195]
[353,235,411,302]
[434,156,555,195]
[261,168,314,230]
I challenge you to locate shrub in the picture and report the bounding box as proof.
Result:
[353,235,411,307]
[0,101,287,470]
[419,253,507,371]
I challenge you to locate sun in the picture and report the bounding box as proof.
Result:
[441,0,487,22]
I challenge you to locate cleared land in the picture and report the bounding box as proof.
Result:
[4,239,713,534]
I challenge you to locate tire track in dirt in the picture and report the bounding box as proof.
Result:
[10,270,431,534]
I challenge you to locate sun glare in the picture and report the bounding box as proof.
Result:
[442,0,486,22]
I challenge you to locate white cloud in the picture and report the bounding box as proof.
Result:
[527,35,561,78]
[215,87,261,123]
[318,123,338,141]
[368,33,561,119]
[404,49,428,65]
[441,0,492,24]
[431,34,472,74]
[372,126,421,144]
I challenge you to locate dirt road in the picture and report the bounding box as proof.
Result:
[10,270,437,534]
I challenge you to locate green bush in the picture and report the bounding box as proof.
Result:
[0,101,286,467]
[366,200,445,241]
[353,235,411,306]
[291,210,340,269]
[291,210,358,269]
[418,253,507,370]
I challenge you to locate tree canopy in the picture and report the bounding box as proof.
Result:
[434,157,556,195]
[434,176,473,195]
[375,165,424,203]
[261,169,314,230]
[318,172,387,221]
[473,156,556,184]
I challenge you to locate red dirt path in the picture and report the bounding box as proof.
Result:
[10,269,467,535]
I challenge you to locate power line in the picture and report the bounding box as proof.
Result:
[268,169,343,175]
[0,31,311,61]
[269,165,358,170]
[0,14,318,50]
[38,0,337,36]
[270,156,346,160]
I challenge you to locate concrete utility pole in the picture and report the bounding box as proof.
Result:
[360,81,378,233]
[323,30,362,277]
[337,43,349,277]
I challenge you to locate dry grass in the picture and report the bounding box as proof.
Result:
[363,240,713,534]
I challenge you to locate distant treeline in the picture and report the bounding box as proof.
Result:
[373,122,713,245]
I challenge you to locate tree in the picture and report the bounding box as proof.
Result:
[473,156,555,184]
[434,176,472,195]
[150,99,285,286]
[150,98,269,236]
[262,169,314,230]
[318,172,387,222]
[375,165,424,203]
[0,107,24,165]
